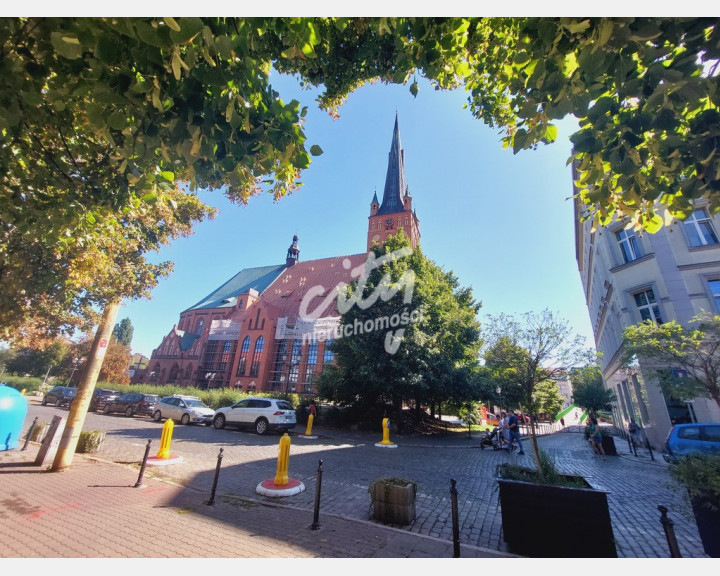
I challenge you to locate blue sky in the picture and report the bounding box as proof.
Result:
[119,72,595,358]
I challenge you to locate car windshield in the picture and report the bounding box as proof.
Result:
[185,399,207,408]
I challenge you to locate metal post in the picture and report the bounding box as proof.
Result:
[134,440,152,487]
[450,478,460,558]
[658,505,682,558]
[22,417,38,451]
[207,447,224,505]
[646,437,655,461]
[310,459,323,530]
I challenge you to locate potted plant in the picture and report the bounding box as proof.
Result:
[668,454,720,558]
[496,450,617,557]
[369,477,417,525]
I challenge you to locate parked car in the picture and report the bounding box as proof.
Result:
[69,388,119,412]
[153,395,215,426]
[212,396,296,435]
[103,393,159,418]
[41,386,76,407]
[664,422,720,461]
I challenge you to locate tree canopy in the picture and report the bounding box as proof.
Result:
[623,315,720,410]
[316,232,482,421]
[112,317,134,347]
[3,17,720,341]
[570,363,617,414]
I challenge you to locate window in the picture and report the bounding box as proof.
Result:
[196,319,204,335]
[322,339,334,368]
[634,289,663,323]
[709,280,720,311]
[684,209,719,247]
[289,339,302,385]
[236,336,251,376]
[616,228,642,263]
[305,341,318,389]
[250,337,264,377]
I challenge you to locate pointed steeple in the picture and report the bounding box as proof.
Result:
[372,191,379,205]
[376,113,407,216]
[286,234,300,267]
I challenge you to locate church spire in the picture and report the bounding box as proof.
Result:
[376,112,406,216]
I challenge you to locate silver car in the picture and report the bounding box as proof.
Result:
[153,395,215,426]
[212,396,296,435]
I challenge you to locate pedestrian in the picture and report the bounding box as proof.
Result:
[499,411,509,447]
[507,409,525,455]
[628,417,641,450]
[588,415,606,459]
[309,400,317,418]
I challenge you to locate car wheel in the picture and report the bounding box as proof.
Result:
[255,418,269,435]
[125,406,134,417]
[180,413,190,425]
[55,398,62,407]
[103,404,112,414]
[42,397,48,406]
[152,410,163,422]
[213,414,226,430]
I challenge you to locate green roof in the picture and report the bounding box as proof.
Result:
[183,264,287,312]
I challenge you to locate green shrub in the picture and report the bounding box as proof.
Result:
[669,454,720,511]
[75,430,106,453]
[28,421,50,442]
[1,375,45,395]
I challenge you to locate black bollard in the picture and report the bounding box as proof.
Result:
[207,447,224,506]
[22,417,38,451]
[450,478,460,558]
[134,440,152,487]
[646,437,655,461]
[658,505,682,558]
[310,459,323,530]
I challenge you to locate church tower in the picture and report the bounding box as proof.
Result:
[367,114,421,251]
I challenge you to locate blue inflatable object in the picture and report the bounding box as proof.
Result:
[0,385,28,451]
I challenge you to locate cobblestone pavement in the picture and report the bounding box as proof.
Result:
[1,400,710,559]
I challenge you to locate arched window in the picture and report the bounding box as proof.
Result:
[196,319,204,335]
[220,340,232,368]
[250,336,264,377]
[185,364,193,378]
[236,336,251,376]
[168,363,179,382]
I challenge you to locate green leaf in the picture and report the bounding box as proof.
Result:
[51,32,83,60]
[409,81,419,98]
[158,171,175,181]
[169,17,204,44]
[309,144,323,156]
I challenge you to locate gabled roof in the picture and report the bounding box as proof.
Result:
[262,253,369,319]
[376,113,408,217]
[183,264,287,312]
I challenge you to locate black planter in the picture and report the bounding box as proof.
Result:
[497,475,617,557]
[691,496,720,557]
[601,434,618,456]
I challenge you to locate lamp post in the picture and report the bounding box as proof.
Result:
[42,365,52,387]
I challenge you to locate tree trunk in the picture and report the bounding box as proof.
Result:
[51,300,121,472]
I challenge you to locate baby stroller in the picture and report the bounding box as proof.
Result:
[480,426,506,450]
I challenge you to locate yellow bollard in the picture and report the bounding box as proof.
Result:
[274,433,291,485]
[378,417,395,445]
[20,389,26,395]
[156,418,174,459]
[305,414,314,436]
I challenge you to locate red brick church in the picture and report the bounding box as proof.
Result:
[133,115,421,393]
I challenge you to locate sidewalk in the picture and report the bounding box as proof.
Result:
[0,443,513,559]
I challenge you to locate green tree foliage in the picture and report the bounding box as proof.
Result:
[3,17,719,342]
[533,379,565,417]
[6,339,72,378]
[570,364,617,414]
[112,317,134,347]
[480,309,591,475]
[316,232,482,421]
[623,315,720,410]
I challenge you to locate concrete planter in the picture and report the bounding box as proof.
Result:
[370,478,416,525]
[497,473,617,557]
[691,495,720,557]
